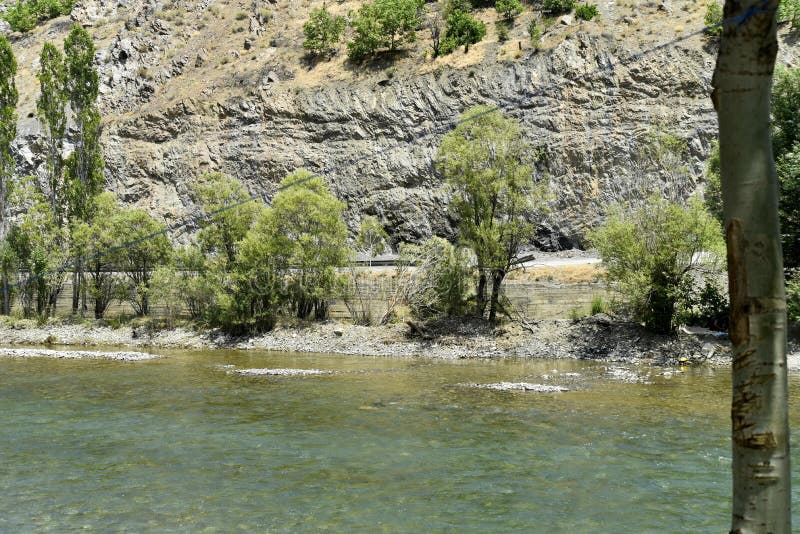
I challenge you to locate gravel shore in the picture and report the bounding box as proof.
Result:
[0,314,746,366]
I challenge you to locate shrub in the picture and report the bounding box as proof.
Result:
[703,3,723,36]
[495,20,509,42]
[590,196,724,334]
[574,3,598,20]
[303,5,346,57]
[2,0,73,32]
[541,0,574,15]
[495,0,523,20]
[590,295,607,315]
[528,19,541,44]
[396,237,473,319]
[779,0,800,29]
[440,9,486,54]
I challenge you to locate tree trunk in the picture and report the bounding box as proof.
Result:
[71,265,79,315]
[2,273,9,316]
[712,1,791,531]
[476,270,488,318]
[488,269,505,323]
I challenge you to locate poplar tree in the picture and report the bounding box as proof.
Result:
[0,36,16,315]
[63,24,102,315]
[0,36,18,238]
[36,42,68,225]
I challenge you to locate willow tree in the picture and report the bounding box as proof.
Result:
[438,105,546,322]
[711,0,791,531]
[0,36,17,238]
[36,42,68,225]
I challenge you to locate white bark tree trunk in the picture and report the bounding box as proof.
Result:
[712,1,791,532]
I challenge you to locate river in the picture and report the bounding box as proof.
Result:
[1,348,798,532]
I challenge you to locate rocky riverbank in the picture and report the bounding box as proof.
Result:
[0,314,751,367]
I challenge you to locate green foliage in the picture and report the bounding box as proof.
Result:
[398,237,472,319]
[574,3,598,20]
[495,20,509,42]
[37,42,68,224]
[440,9,486,55]
[347,0,423,61]
[787,270,800,323]
[590,196,725,334]
[528,19,541,44]
[347,3,385,61]
[703,3,723,36]
[64,25,102,222]
[259,170,349,320]
[772,66,800,156]
[682,280,729,330]
[303,5,346,57]
[541,0,574,15]
[495,0,522,21]
[2,0,73,33]
[778,0,800,29]
[70,193,128,319]
[191,172,260,266]
[776,149,800,269]
[8,177,68,318]
[64,25,98,112]
[113,208,173,316]
[0,36,17,232]
[355,215,388,261]
[590,294,607,315]
[438,106,546,320]
[703,142,723,224]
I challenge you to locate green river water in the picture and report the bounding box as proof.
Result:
[1,348,799,532]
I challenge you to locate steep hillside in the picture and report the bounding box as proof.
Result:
[6,0,799,247]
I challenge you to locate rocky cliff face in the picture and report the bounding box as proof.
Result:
[7,0,798,249]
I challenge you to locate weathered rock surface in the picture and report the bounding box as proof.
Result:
[7,0,798,247]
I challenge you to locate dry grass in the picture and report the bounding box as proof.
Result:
[507,263,604,283]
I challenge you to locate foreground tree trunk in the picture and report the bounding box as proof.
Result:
[712,1,791,531]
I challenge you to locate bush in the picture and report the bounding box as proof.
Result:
[703,3,723,36]
[528,19,541,44]
[397,237,472,319]
[495,0,523,20]
[590,295,607,315]
[590,196,724,334]
[2,0,73,32]
[574,3,598,20]
[541,0,574,15]
[303,5,346,57]
[440,9,486,54]
[346,0,423,61]
[495,20,509,42]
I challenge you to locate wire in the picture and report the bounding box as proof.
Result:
[4,2,770,295]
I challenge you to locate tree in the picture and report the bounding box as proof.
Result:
[191,172,259,267]
[346,0,423,61]
[69,193,127,319]
[64,24,102,315]
[0,36,17,238]
[397,237,472,319]
[495,0,522,21]
[8,176,67,318]
[440,9,486,54]
[260,169,349,320]
[303,5,346,57]
[347,3,385,61]
[113,208,172,316]
[36,42,68,225]
[438,106,546,321]
[590,196,724,334]
[712,0,791,529]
